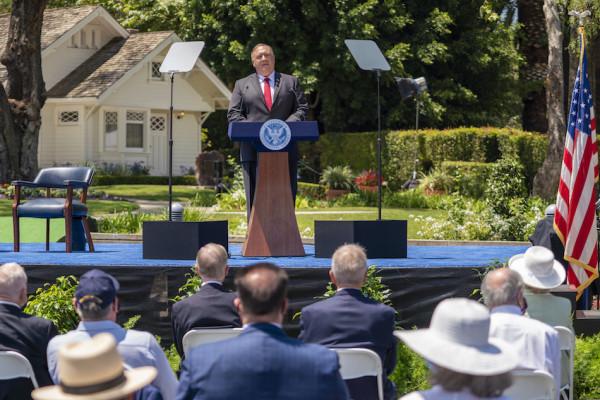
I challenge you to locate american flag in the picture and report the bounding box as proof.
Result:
[554,46,599,299]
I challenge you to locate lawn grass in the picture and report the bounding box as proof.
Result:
[92,185,202,201]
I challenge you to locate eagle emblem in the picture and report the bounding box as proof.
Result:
[259,119,291,151]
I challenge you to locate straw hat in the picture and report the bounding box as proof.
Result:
[508,246,566,290]
[395,298,518,376]
[32,333,156,400]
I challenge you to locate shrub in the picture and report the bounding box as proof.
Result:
[391,341,430,396]
[355,170,381,187]
[298,182,326,200]
[171,268,202,303]
[190,190,217,207]
[320,165,354,190]
[24,276,79,333]
[92,175,197,186]
[484,158,528,216]
[574,333,600,399]
[383,190,430,209]
[441,161,494,198]
[418,168,454,194]
[332,191,377,207]
[97,211,162,234]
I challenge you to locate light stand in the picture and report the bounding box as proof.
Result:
[143,41,228,260]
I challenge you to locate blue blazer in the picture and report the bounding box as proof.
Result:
[299,289,397,400]
[176,323,349,400]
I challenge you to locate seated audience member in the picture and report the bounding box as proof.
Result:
[397,298,518,399]
[299,243,397,400]
[508,246,572,330]
[482,268,561,396]
[176,263,349,400]
[171,243,240,357]
[32,333,157,400]
[0,263,58,400]
[47,269,177,400]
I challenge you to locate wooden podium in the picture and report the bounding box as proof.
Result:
[229,121,319,256]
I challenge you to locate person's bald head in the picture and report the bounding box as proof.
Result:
[481,268,524,309]
[0,263,28,306]
[234,263,288,322]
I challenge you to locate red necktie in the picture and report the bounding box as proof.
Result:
[263,77,272,111]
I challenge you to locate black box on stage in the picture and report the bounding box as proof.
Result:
[143,221,228,260]
[314,220,407,259]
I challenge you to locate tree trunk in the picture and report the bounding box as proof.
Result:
[0,0,47,182]
[532,0,565,199]
[519,0,548,133]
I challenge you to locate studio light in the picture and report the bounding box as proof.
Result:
[395,77,427,100]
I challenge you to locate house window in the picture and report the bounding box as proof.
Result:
[91,30,97,49]
[151,62,163,80]
[126,111,145,149]
[70,34,78,48]
[80,30,87,48]
[104,111,118,150]
[150,116,166,131]
[58,110,79,125]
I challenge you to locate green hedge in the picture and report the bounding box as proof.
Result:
[298,182,326,200]
[441,161,494,199]
[316,128,547,191]
[93,175,197,186]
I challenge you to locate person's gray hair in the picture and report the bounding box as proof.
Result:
[0,263,27,301]
[251,43,274,59]
[76,300,112,321]
[481,268,524,308]
[331,244,367,285]
[195,243,228,280]
[431,366,512,397]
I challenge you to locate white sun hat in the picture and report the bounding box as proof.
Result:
[32,333,156,400]
[395,298,518,376]
[508,245,566,290]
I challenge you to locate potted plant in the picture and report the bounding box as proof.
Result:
[419,168,454,195]
[320,166,354,200]
[355,170,381,192]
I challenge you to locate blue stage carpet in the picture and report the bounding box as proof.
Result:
[0,242,529,268]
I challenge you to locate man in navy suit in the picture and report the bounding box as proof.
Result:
[300,244,397,400]
[0,263,57,400]
[227,43,309,220]
[171,243,241,358]
[176,263,349,400]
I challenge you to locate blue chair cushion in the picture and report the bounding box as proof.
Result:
[17,198,88,218]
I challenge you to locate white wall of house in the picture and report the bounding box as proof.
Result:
[43,21,118,90]
[39,103,86,167]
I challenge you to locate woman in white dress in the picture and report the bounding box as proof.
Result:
[396,298,518,400]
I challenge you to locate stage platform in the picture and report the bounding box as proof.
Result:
[0,242,528,344]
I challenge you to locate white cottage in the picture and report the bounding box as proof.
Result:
[0,5,231,175]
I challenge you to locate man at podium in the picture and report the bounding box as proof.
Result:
[227,43,308,220]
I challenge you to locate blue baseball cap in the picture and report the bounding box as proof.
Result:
[75,269,120,308]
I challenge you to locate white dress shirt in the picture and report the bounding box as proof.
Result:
[257,71,276,99]
[489,305,561,398]
[47,320,177,400]
[400,386,510,399]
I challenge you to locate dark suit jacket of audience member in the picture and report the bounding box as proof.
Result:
[0,303,58,400]
[171,282,241,357]
[299,288,397,400]
[176,323,349,400]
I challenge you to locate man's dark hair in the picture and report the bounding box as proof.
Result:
[235,263,288,316]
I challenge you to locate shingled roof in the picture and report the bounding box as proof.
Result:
[47,31,173,98]
[0,5,99,52]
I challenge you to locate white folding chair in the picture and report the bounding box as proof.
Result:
[332,348,383,400]
[0,351,39,388]
[182,327,243,357]
[504,369,556,400]
[555,326,575,400]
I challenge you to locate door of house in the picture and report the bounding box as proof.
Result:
[150,113,167,175]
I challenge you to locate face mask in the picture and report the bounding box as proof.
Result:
[520,297,528,315]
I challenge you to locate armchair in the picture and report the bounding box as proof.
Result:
[12,167,95,253]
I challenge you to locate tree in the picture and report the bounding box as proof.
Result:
[532,0,565,198]
[0,0,48,181]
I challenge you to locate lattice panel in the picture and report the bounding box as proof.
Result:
[104,111,118,131]
[59,111,79,124]
[151,62,163,78]
[126,111,145,122]
[150,116,165,131]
